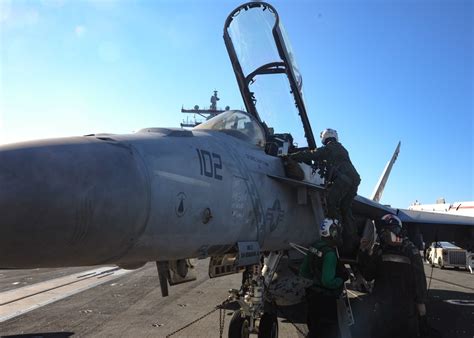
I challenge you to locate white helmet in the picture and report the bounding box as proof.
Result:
[320,218,339,238]
[320,128,338,145]
[379,214,404,246]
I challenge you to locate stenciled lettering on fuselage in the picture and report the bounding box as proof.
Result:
[265,199,285,232]
[196,148,223,180]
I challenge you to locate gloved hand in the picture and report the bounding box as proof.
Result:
[336,264,351,282]
[282,156,305,181]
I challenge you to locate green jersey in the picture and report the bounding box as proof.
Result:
[299,240,345,296]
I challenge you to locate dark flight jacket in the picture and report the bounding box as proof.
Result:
[291,141,360,185]
[359,240,428,308]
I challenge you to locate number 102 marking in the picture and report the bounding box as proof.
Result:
[196,149,223,180]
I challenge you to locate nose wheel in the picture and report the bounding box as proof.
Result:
[229,311,251,338]
[258,312,279,338]
[227,251,283,338]
[228,310,278,338]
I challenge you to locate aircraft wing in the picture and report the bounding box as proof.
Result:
[396,208,474,227]
[353,196,474,247]
[269,175,473,228]
[353,195,395,219]
[353,196,473,227]
[351,140,473,247]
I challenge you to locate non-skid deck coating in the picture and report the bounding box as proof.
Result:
[0,267,132,323]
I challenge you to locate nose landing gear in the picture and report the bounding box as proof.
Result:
[227,251,282,338]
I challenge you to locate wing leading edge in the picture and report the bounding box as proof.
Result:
[353,196,473,228]
[354,197,474,248]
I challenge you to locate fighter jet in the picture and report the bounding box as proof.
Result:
[1,2,472,337]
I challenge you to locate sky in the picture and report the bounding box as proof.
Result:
[1,0,473,208]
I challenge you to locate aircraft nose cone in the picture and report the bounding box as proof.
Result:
[0,137,150,268]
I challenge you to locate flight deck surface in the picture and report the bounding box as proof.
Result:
[1,260,472,337]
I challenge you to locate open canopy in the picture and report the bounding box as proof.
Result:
[224,2,316,149]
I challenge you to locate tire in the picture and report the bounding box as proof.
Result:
[258,313,278,338]
[229,311,250,338]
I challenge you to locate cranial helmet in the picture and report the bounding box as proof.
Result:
[320,128,338,145]
[320,218,339,238]
[379,214,404,246]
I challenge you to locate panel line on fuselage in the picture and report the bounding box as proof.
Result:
[153,170,211,188]
[225,143,266,246]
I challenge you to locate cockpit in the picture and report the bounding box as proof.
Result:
[194,110,266,148]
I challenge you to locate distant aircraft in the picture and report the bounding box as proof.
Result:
[409,199,474,217]
[0,2,472,337]
[407,199,473,250]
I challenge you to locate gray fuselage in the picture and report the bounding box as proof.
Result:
[0,127,322,268]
